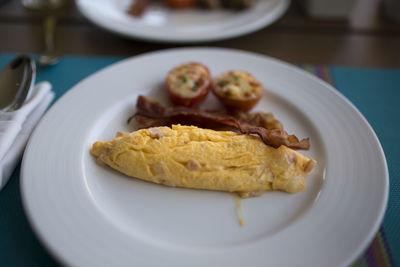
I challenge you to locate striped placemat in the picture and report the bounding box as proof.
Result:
[301,64,396,267]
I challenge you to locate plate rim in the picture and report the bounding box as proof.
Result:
[74,0,290,43]
[20,47,389,267]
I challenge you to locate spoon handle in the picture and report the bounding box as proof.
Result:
[0,55,36,112]
[10,58,36,111]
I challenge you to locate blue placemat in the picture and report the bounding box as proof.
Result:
[0,54,122,266]
[332,67,399,266]
[0,54,398,267]
[301,65,399,266]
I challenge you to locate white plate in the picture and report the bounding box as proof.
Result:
[75,0,290,43]
[21,48,388,267]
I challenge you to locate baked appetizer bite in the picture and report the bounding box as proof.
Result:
[212,70,263,112]
[163,0,197,9]
[166,62,211,107]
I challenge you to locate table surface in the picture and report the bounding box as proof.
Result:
[0,0,400,68]
[1,1,399,266]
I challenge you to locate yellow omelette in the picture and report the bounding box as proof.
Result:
[90,125,316,197]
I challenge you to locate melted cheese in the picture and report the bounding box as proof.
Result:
[167,63,209,97]
[215,70,262,99]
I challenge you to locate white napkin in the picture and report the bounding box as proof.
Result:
[0,81,55,190]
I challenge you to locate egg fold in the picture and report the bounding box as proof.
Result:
[90,125,316,198]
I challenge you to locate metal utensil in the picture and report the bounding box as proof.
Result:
[22,0,64,66]
[38,15,61,66]
[0,55,36,111]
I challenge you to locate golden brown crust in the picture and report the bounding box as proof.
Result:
[212,70,263,112]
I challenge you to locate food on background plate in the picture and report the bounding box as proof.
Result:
[212,70,263,112]
[131,96,310,150]
[163,0,197,8]
[166,62,211,107]
[91,125,316,198]
[127,0,253,17]
[127,0,149,17]
[199,0,252,9]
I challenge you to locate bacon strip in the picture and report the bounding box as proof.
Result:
[130,95,310,150]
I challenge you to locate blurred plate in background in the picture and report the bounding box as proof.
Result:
[75,0,290,43]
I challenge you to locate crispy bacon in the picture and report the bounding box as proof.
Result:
[129,95,310,150]
[235,111,283,130]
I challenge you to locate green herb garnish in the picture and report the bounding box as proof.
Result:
[218,81,227,87]
[182,76,188,83]
[191,82,200,91]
